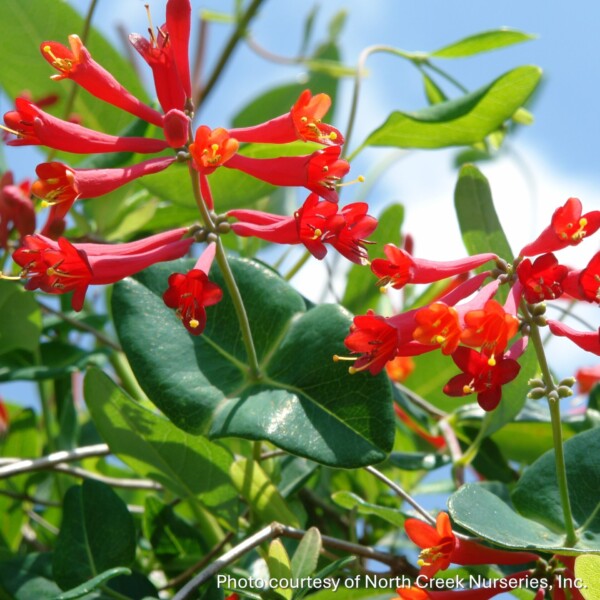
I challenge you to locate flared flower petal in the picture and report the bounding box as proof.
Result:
[516,253,568,303]
[520,198,600,256]
[4,98,168,154]
[412,303,461,355]
[41,35,164,127]
[460,299,520,360]
[189,126,239,174]
[342,311,399,375]
[231,89,344,146]
[371,245,497,290]
[548,320,600,355]
[578,251,600,303]
[163,243,223,334]
[129,28,185,113]
[225,146,350,203]
[444,347,521,411]
[32,157,175,222]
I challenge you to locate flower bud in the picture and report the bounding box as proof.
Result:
[527,387,547,400]
[557,386,574,398]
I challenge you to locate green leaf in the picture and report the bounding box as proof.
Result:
[342,204,404,315]
[267,539,293,600]
[450,428,600,554]
[512,428,600,549]
[84,369,237,517]
[361,66,542,150]
[454,164,513,260]
[576,555,600,600]
[0,0,149,145]
[422,73,447,105]
[53,480,136,590]
[143,496,206,562]
[112,257,395,468]
[0,553,62,599]
[291,528,322,580]
[0,280,41,357]
[331,491,405,527]
[431,29,536,58]
[230,458,300,527]
[53,567,131,599]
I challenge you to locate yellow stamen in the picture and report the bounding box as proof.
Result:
[0,124,23,138]
[336,175,365,188]
[43,45,73,71]
[0,273,23,281]
[435,335,445,344]
[488,355,497,367]
[329,132,338,140]
[189,319,200,329]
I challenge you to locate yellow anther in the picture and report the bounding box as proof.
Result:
[300,116,308,123]
[488,355,497,367]
[580,217,588,227]
[311,228,323,240]
[379,286,388,294]
[189,319,200,329]
[329,132,338,140]
[348,366,357,375]
[46,267,57,276]
[435,335,445,344]
[463,384,473,394]
[211,144,220,152]
[336,175,365,188]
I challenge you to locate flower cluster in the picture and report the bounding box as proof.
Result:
[341,197,600,411]
[396,513,583,600]
[1,0,367,335]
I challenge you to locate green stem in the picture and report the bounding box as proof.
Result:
[344,45,421,160]
[422,60,468,94]
[284,250,311,281]
[526,305,577,546]
[214,238,260,378]
[195,0,266,108]
[110,352,147,402]
[188,165,260,380]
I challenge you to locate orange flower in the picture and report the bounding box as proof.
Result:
[461,299,519,362]
[413,303,461,355]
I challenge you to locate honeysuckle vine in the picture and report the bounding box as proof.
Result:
[1,1,599,598]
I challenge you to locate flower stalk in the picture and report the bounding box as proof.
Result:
[524,302,577,546]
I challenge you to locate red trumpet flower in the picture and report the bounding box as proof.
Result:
[0,171,35,249]
[520,197,600,257]
[547,320,600,355]
[40,35,163,127]
[231,89,344,146]
[4,98,168,155]
[405,512,538,579]
[12,229,193,311]
[371,245,497,290]
[163,243,223,335]
[31,157,176,222]
[516,253,568,303]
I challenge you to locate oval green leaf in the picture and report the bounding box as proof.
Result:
[431,29,536,59]
[112,257,394,468]
[361,66,541,150]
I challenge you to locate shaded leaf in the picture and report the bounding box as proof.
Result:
[0,280,41,357]
[267,539,293,600]
[54,567,131,600]
[291,528,322,580]
[331,491,405,527]
[84,369,237,518]
[112,257,395,468]
[53,480,136,590]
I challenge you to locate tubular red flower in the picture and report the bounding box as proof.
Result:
[520,198,600,256]
[547,320,600,355]
[129,27,185,113]
[189,126,239,174]
[0,172,35,249]
[229,194,376,263]
[578,251,600,303]
[461,299,520,360]
[40,35,164,127]
[231,89,344,146]
[371,245,497,290]
[166,0,192,99]
[405,513,538,579]
[32,157,176,221]
[516,253,568,303]
[342,311,399,375]
[4,98,168,154]
[443,347,521,411]
[163,243,223,335]
[12,231,193,311]
[226,146,350,203]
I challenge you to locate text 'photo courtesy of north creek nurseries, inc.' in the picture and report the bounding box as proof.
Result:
[2,1,600,599]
